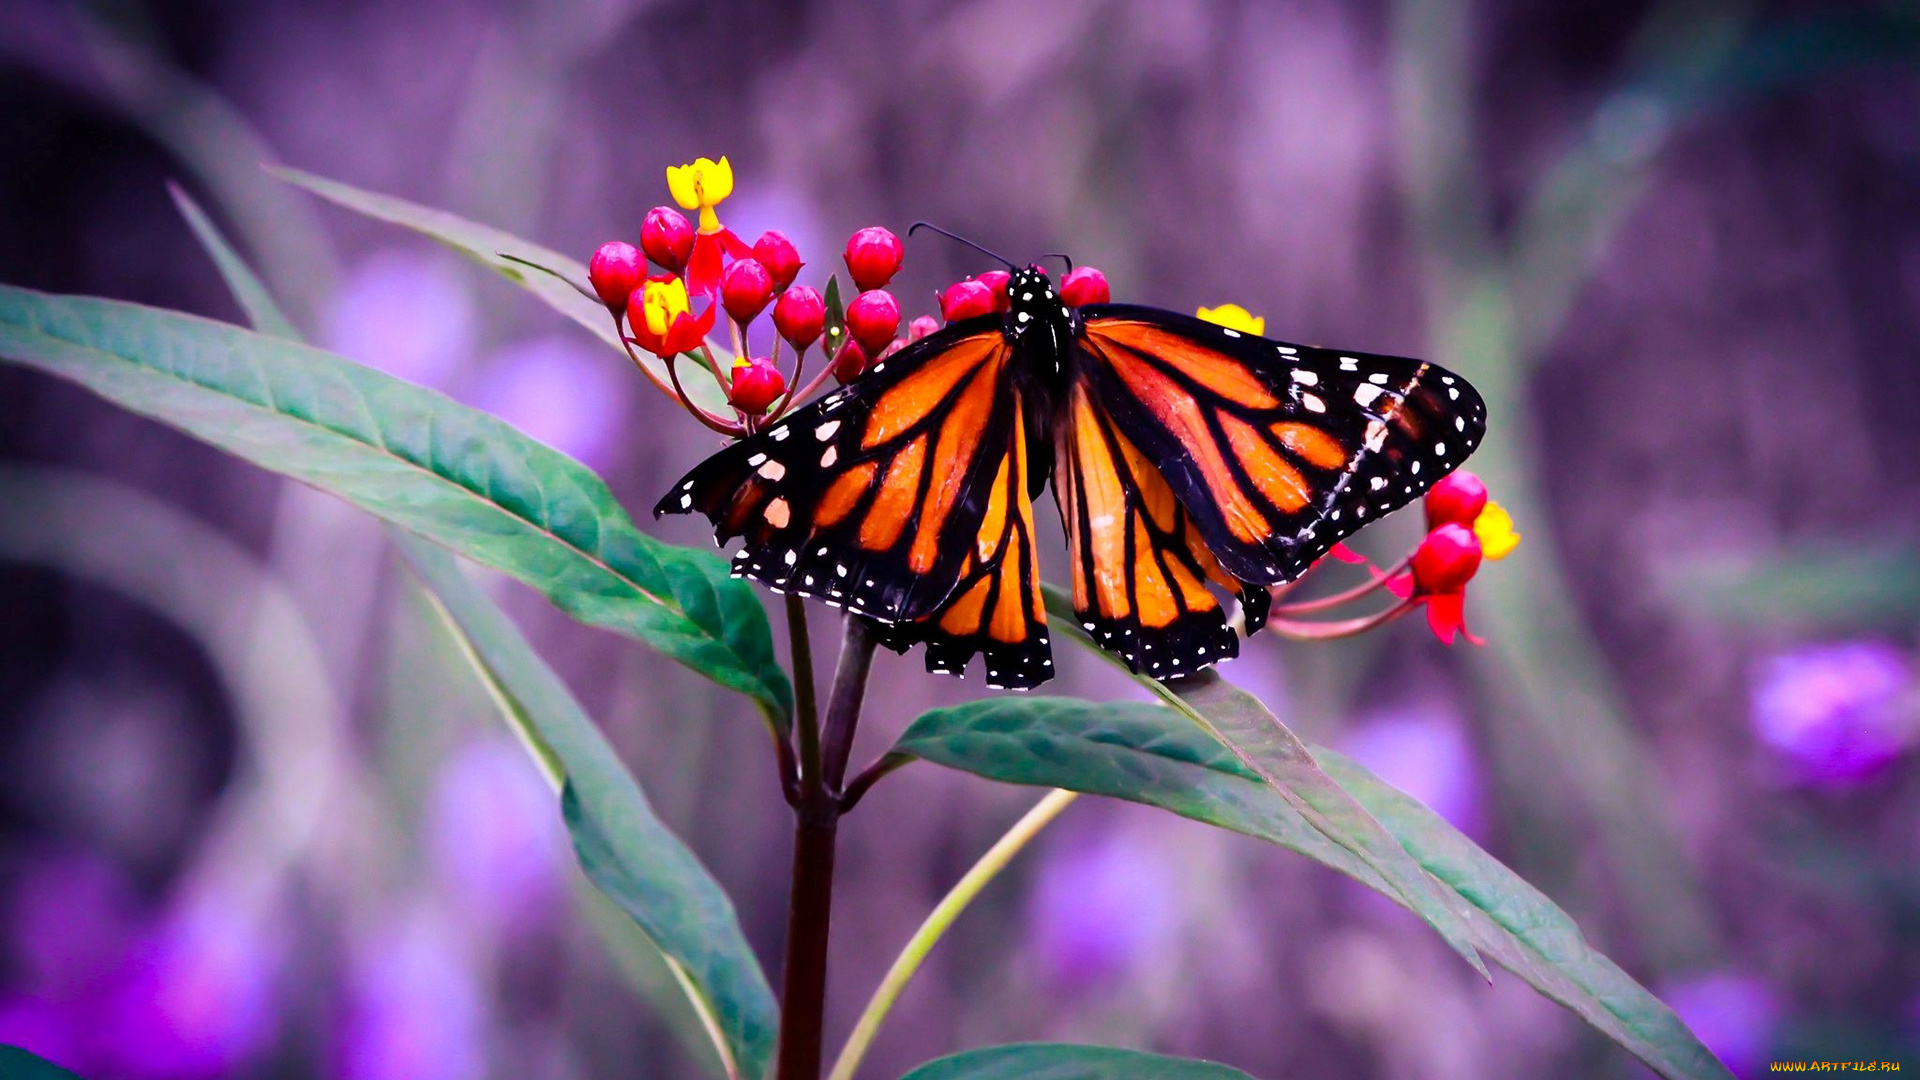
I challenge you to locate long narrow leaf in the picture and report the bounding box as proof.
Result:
[894,697,1730,1080]
[402,536,776,1079]
[1042,587,1486,978]
[0,284,791,727]
[901,1044,1255,1080]
[167,182,301,341]
[166,196,775,1077]
[267,165,730,414]
[0,1046,88,1080]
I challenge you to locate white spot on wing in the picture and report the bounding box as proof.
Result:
[816,420,841,441]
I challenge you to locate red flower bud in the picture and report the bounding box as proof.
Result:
[844,226,904,291]
[907,315,940,343]
[773,285,825,352]
[846,289,901,357]
[1411,523,1483,597]
[641,206,695,272]
[729,358,786,416]
[1060,266,1110,307]
[588,241,644,312]
[1424,470,1488,530]
[832,339,868,384]
[974,270,1012,312]
[720,257,775,324]
[752,230,803,290]
[940,279,996,322]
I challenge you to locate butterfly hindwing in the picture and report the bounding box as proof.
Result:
[1075,305,1487,587]
[655,321,1018,623]
[1056,382,1270,678]
[870,394,1052,689]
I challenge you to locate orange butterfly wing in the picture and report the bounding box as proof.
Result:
[869,389,1051,689]
[656,321,1052,687]
[1055,381,1270,678]
[1076,307,1486,587]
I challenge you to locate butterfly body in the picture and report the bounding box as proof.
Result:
[657,266,1485,690]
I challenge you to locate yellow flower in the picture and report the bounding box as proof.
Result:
[666,156,734,232]
[642,276,691,338]
[1196,303,1265,336]
[1473,500,1521,560]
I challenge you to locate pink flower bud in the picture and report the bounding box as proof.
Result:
[752,230,803,290]
[1424,470,1489,530]
[729,358,786,415]
[844,226,904,291]
[720,257,775,325]
[1060,266,1110,307]
[588,241,644,312]
[845,289,901,357]
[773,285,826,352]
[975,270,1012,313]
[907,315,941,342]
[832,339,868,384]
[940,279,996,322]
[641,206,694,272]
[1411,523,1483,597]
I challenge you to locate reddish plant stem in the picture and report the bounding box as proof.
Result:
[1268,597,1419,640]
[1273,554,1412,616]
[775,616,877,1080]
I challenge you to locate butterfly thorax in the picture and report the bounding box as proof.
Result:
[1004,266,1076,384]
[1005,265,1078,431]
[1002,266,1076,490]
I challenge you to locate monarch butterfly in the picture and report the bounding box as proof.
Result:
[655,262,1485,689]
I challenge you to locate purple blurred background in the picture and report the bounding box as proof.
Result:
[3,1,1919,1077]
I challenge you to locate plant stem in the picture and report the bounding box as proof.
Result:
[775,615,878,1080]
[788,595,821,801]
[1273,555,1412,615]
[827,789,1078,1080]
[820,617,876,793]
[777,804,839,1080]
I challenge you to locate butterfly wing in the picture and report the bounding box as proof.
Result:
[1075,305,1486,587]
[869,394,1052,689]
[1055,380,1272,679]
[655,320,1018,624]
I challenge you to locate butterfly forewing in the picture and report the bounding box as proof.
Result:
[1075,305,1487,586]
[655,321,1019,624]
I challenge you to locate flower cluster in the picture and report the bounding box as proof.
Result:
[588,157,919,437]
[1187,299,1519,646]
[1254,464,1519,645]
[593,164,1512,649]
[588,158,1123,440]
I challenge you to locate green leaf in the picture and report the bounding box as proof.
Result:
[1042,587,1486,979]
[164,191,775,1077]
[0,284,791,728]
[400,534,776,1079]
[266,165,731,414]
[0,1046,88,1080]
[894,697,1731,1080]
[1664,544,1920,630]
[167,182,301,341]
[823,273,847,355]
[900,1044,1255,1080]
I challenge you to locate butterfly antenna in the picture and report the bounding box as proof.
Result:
[1040,252,1074,273]
[907,222,1017,270]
